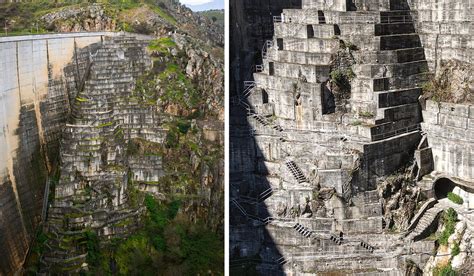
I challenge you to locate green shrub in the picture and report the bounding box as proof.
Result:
[451,242,460,256]
[447,192,463,205]
[330,68,354,95]
[433,263,456,276]
[84,230,101,267]
[438,208,457,246]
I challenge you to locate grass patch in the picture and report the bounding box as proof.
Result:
[451,242,460,257]
[438,208,457,246]
[148,37,176,54]
[96,122,113,128]
[447,192,463,205]
[359,111,374,118]
[151,5,177,25]
[433,263,457,276]
[75,96,88,102]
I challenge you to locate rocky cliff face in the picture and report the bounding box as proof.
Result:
[0,1,223,47]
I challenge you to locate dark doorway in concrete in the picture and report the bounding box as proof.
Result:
[269,62,275,76]
[262,89,269,104]
[307,25,314,38]
[277,38,283,50]
[433,178,456,199]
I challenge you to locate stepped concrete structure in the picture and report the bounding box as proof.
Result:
[40,35,160,273]
[0,32,118,274]
[230,0,473,274]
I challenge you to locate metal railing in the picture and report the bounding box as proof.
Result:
[242,81,257,97]
[239,187,273,204]
[336,14,417,24]
[261,40,274,60]
[231,199,274,224]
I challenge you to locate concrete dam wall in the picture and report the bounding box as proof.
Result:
[0,32,115,274]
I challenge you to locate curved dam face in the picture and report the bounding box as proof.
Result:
[0,32,116,274]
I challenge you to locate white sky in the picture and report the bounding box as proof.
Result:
[180,0,214,5]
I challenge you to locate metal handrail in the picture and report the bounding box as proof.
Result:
[242,81,257,97]
[261,40,274,60]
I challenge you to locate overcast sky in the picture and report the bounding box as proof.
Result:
[180,0,224,11]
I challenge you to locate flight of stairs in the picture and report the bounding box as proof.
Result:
[293,223,313,238]
[285,160,309,183]
[41,35,152,272]
[406,205,443,241]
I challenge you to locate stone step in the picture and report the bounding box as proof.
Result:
[406,206,443,241]
[355,60,428,78]
[375,22,416,36]
[267,61,330,83]
[380,34,422,50]
[276,50,333,65]
[356,47,426,64]
[280,37,339,53]
[274,22,336,39]
[376,103,420,123]
[371,72,430,91]
[369,122,421,142]
[375,88,422,108]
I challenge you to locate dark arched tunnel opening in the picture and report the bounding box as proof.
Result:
[433,178,456,199]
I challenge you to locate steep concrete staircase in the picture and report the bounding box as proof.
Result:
[405,205,443,241]
[41,35,152,273]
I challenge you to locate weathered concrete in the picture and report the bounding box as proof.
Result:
[0,32,117,275]
[408,0,474,72]
[421,100,474,181]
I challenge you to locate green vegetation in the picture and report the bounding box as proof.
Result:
[447,192,464,205]
[0,0,177,36]
[438,208,457,246]
[451,241,460,256]
[330,68,355,95]
[76,96,89,102]
[198,9,224,27]
[85,194,223,275]
[433,263,457,276]
[97,121,113,128]
[359,111,374,118]
[133,47,201,110]
[85,230,101,267]
[150,4,177,25]
[148,37,176,54]
[158,63,200,109]
[126,137,163,156]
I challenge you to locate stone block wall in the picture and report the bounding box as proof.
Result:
[421,100,474,181]
[409,0,474,72]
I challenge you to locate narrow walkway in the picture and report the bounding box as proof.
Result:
[405,204,443,241]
